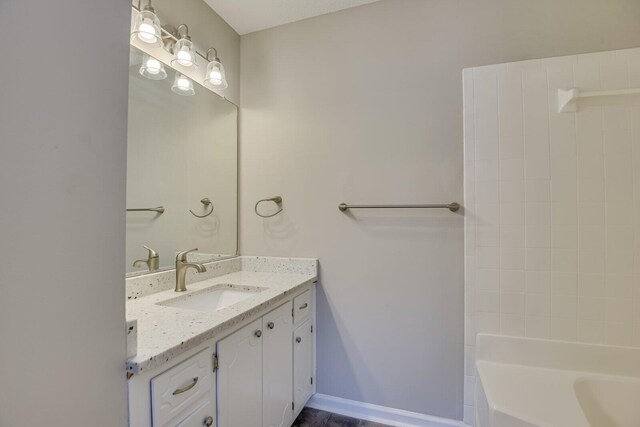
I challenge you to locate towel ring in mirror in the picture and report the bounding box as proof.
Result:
[190,198,214,218]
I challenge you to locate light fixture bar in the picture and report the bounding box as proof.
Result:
[132,4,212,64]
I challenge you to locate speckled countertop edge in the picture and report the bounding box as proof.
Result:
[126,260,317,375]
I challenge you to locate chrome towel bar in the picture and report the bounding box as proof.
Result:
[338,202,460,213]
[127,206,165,214]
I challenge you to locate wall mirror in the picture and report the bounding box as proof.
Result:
[126,45,238,276]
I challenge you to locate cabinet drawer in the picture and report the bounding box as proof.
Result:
[293,290,311,325]
[175,399,214,427]
[151,348,213,427]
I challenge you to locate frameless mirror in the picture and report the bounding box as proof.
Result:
[126,46,238,275]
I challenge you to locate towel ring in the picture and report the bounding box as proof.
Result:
[255,196,283,218]
[190,198,214,218]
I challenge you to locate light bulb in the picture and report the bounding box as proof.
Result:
[208,70,222,85]
[177,77,190,90]
[131,9,162,47]
[171,37,196,68]
[204,51,228,90]
[171,73,195,96]
[138,21,157,43]
[176,50,192,66]
[139,54,167,80]
[145,58,161,74]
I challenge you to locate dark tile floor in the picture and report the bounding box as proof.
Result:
[292,407,390,427]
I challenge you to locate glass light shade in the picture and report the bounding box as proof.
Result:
[171,73,195,96]
[139,55,167,80]
[171,39,196,68]
[204,59,228,89]
[131,9,162,47]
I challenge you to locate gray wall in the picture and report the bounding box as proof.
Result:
[0,0,131,425]
[239,0,640,420]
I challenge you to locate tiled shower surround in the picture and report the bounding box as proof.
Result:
[463,47,640,425]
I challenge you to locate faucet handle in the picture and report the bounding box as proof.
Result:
[143,245,159,258]
[176,248,199,262]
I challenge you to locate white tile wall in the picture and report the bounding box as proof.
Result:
[463,47,640,426]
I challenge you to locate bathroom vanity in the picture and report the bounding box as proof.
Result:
[124,22,317,427]
[127,256,317,427]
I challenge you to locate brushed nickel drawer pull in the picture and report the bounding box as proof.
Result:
[267,322,275,329]
[296,337,302,343]
[172,377,198,395]
[299,303,308,310]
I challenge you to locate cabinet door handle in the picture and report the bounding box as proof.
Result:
[204,416,214,426]
[299,303,308,310]
[296,337,302,343]
[255,330,262,338]
[267,322,275,329]
[172,377,198,395]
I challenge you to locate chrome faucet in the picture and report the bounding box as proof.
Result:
[175,248,206,292]
[133,245,159,271]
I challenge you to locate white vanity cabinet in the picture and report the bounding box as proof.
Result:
[128,284,315,427]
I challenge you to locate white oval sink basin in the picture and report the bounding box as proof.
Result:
[574,377,640,427]
[158,284,266,312]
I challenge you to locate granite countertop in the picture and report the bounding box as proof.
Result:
[126,257,317,375]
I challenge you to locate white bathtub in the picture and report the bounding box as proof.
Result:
[475,334,640,427]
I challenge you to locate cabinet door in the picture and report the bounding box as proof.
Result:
[216,319,263,427]
[293,319,313,410]
[263,302,294,427]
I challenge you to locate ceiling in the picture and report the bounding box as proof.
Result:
[203,0,384,35]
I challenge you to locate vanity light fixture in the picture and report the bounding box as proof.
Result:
[130,2,231,93]
[171,73,195,96]
[203,48,228,89]
[139,54,167,80]
[131,0,162,47]
[171,25,196,68]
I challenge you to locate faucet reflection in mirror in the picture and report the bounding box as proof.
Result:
[133,245,159,271]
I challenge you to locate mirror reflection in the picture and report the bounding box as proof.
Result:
[126,46,238,275]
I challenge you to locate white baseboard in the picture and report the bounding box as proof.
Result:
[306,394,465,427]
